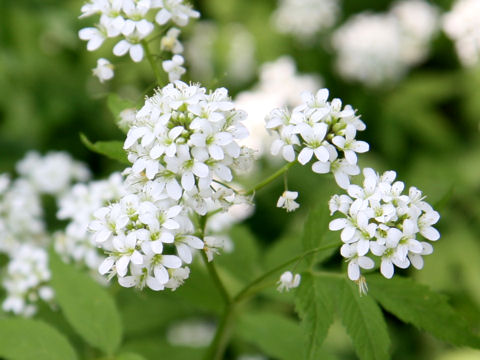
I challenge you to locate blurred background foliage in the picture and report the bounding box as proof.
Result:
[1,0,480,359]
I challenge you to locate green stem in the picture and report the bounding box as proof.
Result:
[201,251,231,305]
[141,40,163,86]
[233,240,342,303]
[245,161,296,195]
[202,303,236,360]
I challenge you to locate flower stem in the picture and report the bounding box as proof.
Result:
[201,250,231,305]
[141,40,163,86]
[245,161,296,195]
[233,240,342,303]
[202,303,236,360]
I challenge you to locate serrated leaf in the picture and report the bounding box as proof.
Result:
[107,93,135,133]
[294,273,339,359]
[367,275,480,348]
[339,279,390,360]
[236,311,303,360]
[50,251,122,355]
[80,133,129,165]
[0,318,77,360]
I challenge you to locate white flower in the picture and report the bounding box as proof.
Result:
[277,271,301,292]
[276,191,300,212]
[162,54,186,82]
[155,0,200,27]
[329,167,440,281]
[92,58,115,82]
[161,27,184,53]
[113,38,145,62]
[79,27,107,51]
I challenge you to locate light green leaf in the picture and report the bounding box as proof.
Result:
[122,339,203,360]
[107,93,135,133]
[50,251,122,355]
[80,133,129,165]
[0,318,77,360]
[294,273,339,359]
[116,352,147,360]
[339,279,390,360]
[236,311,304,360]
[367,275,480,348]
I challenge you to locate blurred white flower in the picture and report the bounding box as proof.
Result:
[162,54,186,81]
[276,190,300,212]
[92,58,114,83]
[277,271,301,292]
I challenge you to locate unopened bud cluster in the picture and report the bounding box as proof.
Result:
[329,168,440,280]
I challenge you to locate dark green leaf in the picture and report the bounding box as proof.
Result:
[236,311,303,360]
[116,352,147,360]
[0,318,77,360]
[107,93,136,133]
[80,133,129,165]
[50,251,122,355]
[367,275,480,348]
[294,273,339,359]
[339,279,390,360]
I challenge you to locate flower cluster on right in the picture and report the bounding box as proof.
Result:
[328,168,440,281]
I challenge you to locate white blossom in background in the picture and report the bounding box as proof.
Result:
[79,0,198,71]
[2,244,53,317]
[329,167,440,282]
[266,88,368,189]
[56,173,127,270]
[272,0,340,42]
[236,56,321,154]
[0,178,46,255]
[161,27,184,54]
[166,319,216,348]
[185,22,256,86]
[277,271,301,292]
[277,191,300,212]
[92,58,114,82]
[443,0,480,66]
[332,0,438,87]
[16,151,90,196]
[118,108,137,132]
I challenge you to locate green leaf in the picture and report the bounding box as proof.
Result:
[339,279,390,360]
[0,318,77,360]
[107,93,135,133]
[80,133,129,165]
[367,275,480,348]
[236,311,304,360]
[294,273,339,359]
[116,352,147,360]
[122,339,203,360]
[216,225,261,282]
[50,251,123,354]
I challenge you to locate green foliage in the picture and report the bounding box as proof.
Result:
[236,311,304,360]
[80,133,129,165]
[368,275,480,348]
[294,273,337,359]
[339,279,391,360]
[116,352,147,360]
[50,251,123,355]
[107,94,136,134]
[0,318,77,360]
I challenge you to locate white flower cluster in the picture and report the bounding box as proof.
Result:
[16,151,90,196]
[79,0,199,80]
[0,152,91,316]
[332,0,438,87]
[89,80,253,291]
[2,244,54,317]
[443,0,480,67]
[56,173,127,270]
[272,0,340,42]
[266,88,368,190]
[328,168,440,281]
